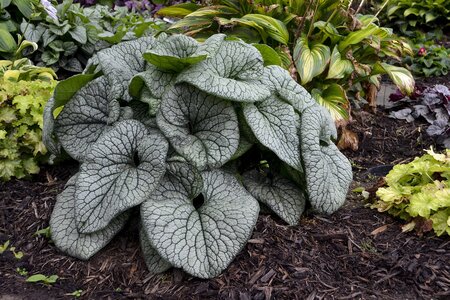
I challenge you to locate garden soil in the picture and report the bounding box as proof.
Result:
[1,77,450,299]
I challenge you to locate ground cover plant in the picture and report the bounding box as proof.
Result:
[0,57,57,180]
[157,0,414,120]
[372,148,450,236]
[42,33,352,278]
[388,84,450,148]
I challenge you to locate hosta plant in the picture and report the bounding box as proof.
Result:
[44,34,352,278]
[372,148,450,236]
[157,0,415,119]
[0,59,57,180]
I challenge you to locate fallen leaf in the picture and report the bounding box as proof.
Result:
[370,225,388,236]
[337,126,359,151]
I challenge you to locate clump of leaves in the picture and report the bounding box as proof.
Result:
[44,34,352,278]
[26,273,59,284]
[388,84,450,148]
[0,59,57,180]
[372,148,450,236]
[157,0,415,120]
[20,0,165,73]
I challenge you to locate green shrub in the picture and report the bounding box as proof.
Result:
[372,148,450,236]
[0,60,57,180]
[44,34,352,278]
[157,0,414,119]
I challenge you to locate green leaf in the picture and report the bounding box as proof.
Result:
[176,37,270,102]
[20,22,45,43]
[242,169,306,225]
[252,44,282,67]
[0,28,17,53]
[11,0,33,18]
[26,274,58,284]
[430,208,450,236]
[338,23,379,51]
[75,120,168,233]
[141,169,259,278]
[373,62,415,95]
[311,84,349,121]
[326,46,353,80]
[69,26,88,44]
[97,26,127,44]
[299,105,352,213]
[156,3,201,17]
[156,84,239,170]
[243,95,302,171]
[53,76,121,161]
[142,35,206,73]
[240,14,289,45]
[129,65,176,101]
[293,37,331,85]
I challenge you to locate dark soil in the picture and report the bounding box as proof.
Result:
[1,80,450,299]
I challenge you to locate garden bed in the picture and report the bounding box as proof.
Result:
[1,96,449,299]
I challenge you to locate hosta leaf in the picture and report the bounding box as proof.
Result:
[311,84,350,121]
[326,46,353,80]
[243,95,302,171]
[76,120,168,233]
[156,84,239,170]
[240,14,289,45]
[143,35,206,73]
[97,37,158,102]
[338,23,379,51]
[373,62,415,95]
[176,38,270,102]
[54,76,120,161]
[139,225,172,273]
[50,175,129,260]
[252,44,282,67]
[242,169,305,225]
[293,37,331,85]
[260,65,316,113]
[129,65,176,101]
[156,3,201,17]
[141,169,259,278]
[299,105,352,213]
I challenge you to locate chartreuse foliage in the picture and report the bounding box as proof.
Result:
[0,58,57,180]
[44,34,352,278]
[157,0,415,120]
[372,148,450,236]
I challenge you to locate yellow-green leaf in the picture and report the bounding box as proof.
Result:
[338,23,379,52]
[240,14,289,45]
[326,46,353,80]
[293,37,330,85]
[311,84,349,120]
[373,62,415,95]
[156,3,201,17]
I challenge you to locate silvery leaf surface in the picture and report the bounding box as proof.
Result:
[97,37,158,102]
[143,34,206,72]
[76,120,168,233]
[156,84,239,170]
[260,65,316,113]
[299,105,352,213]
[42,97,61,156]
[176,39,270,102]
[129,65,176,101]
[242,169,305,225]
[54,76,120,161]
[141,169,259,278]
[50,175,129,260]
[243,95,302,171]
[139,224,172,274]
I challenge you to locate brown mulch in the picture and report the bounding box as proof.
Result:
[1,96,450,298]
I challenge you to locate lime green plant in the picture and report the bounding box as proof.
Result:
[0,59,57,180]
[372,148,450,236]
[157,0,414,119]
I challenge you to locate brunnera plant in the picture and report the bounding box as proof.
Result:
[43,33,352,278]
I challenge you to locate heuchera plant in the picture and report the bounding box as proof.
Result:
[43,34,352,278]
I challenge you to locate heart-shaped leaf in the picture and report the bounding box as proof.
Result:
[50,175,129,260]
[240,14,290,45]
[176,38,270,102]
[293,37,331,85]
[156,84,239,170]
[76,120,168,233]
[243,95,302,171]
[326,46,353,80]
[141,168,259,278]
[242,169,306,225]
[97,37,158,102]
[54,76,121,161]
[299,105,352,213]
[139,225,172,274]
[143,34,207,72]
